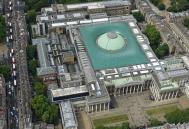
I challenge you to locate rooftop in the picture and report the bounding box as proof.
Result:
[79,22,149,70]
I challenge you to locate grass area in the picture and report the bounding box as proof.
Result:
[93,114,128,127]
[146,104,179,116]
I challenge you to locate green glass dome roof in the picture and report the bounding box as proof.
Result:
[97,32,126,51]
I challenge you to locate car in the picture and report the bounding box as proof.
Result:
[12,63,16,70]
[12,107,16,110]
[13,70,16,76]
[13,79,16,86]
[10,111,13,116]
[6,13,10,18]
[9,1,12,6]
[11,85,14,91]
[8,91,11,95]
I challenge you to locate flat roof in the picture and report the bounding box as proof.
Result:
[51,85,88,98]
[79,22,149,70]
[60,101,77,129]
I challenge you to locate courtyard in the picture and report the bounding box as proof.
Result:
[90,91,189,128]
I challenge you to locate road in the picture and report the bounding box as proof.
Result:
[5,0,32,129]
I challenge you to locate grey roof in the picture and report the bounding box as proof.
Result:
[65,0,131,11]
[37,67,56,76]
[59,101,78,129]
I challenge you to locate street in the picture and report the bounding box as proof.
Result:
[5,0,32,128]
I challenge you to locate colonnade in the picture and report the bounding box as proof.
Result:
[150,80,179,101]
[88,102,109,113]
[113,84,144,96]
[159,91,179,101]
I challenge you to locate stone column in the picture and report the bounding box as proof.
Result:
[108,103,109,110]
[92,105,93,113]
[104,103,106,111]
[130,86,132,94]
[140,85,143,92]
[164,92,167,100]
[137,85,139,93]
[171,91,175,99]
[168,92,171,99]
[133,86,136,94]
[96,104,97,112]
[100,104,101,112]
[126,86,128,95]
[160,94,163,101]
[175,90,178,98]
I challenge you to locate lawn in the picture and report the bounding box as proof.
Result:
[146,104,179,116]
[93,114,128,127]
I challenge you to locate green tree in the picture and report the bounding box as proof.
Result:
[28,59,38,76]
[184,17,189,29]
[148,118,163,127]
[0,65,11,81]
[144,24,161,50]
[155,44,169,59]
[27,10,37,24]
[167,0,189,12]
[46,104,59,124]
[121,122,129,129]
[32,95,49,117]
[0,16,5,42]
[27,45,37,60]
[158,3,166,10]
[132,11,145,22]
[33,82,46,95]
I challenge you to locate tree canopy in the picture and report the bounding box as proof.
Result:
[27,45,37,60]
[28,59,38,76]
[148,118,163,127]
[167,0,189,12]
[0,16,6,42]
[165,108,189,124]
[144,24,169,59]
[23,0,49,11]
[33,82,46,95]
[0,65,11,81]
[26,10,37,24]
[144,24,161,50]
[132,11,145,22]
[150,0,165,10]
[184,17,189,29]
[155,44,169,59]
[32,95,59,124]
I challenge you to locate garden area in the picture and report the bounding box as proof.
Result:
[93,114,128,128]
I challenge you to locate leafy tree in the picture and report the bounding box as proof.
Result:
[32,95,49,117]
[144,24,161,51]
[183,17,189,29]
[0,16,5,42]
[33,82,46,95]
[132,11,145,22]
[155,44,169,59]
[27,45,37,60]
[148,118,163,127]
[27,10,37,24]
[158,3,166,10]
[167,0,189,12]
[28,59,38,76]
[46,104,59,124]
[150,0,160,6]
[23,0,49,11]
[0,65,11,81]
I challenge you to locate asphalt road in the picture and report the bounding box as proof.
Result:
[5,0,31,128]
